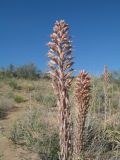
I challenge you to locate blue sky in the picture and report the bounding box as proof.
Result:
[0,0,120,75]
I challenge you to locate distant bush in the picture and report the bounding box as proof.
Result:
[0,63,43,80]
[14,95,27,103]
[15,64,40,79]
[10,107,59,159]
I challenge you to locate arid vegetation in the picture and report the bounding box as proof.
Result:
[0,21,120,160]
[0,67,120,160]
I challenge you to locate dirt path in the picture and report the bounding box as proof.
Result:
[0,102,40,160]
[0,105,27,160]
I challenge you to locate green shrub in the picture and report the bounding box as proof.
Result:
[84,116,120,159]
[0,63,42,79]
[48,133,59,160]
[10,107,59,159]
[14,96,26,103]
